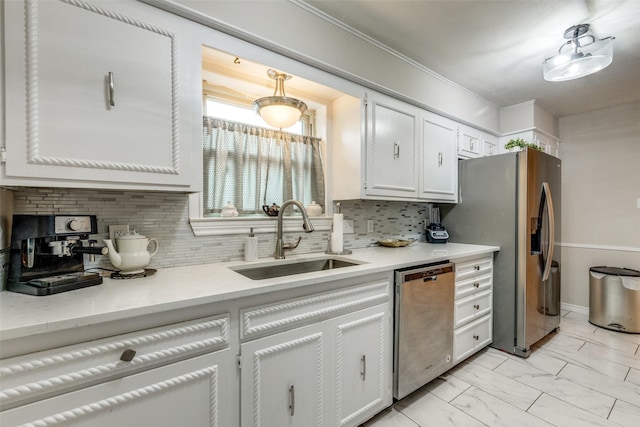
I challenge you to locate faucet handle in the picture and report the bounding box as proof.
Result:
[284,236,302,251]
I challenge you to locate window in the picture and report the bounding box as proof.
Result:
[202,116,325,217]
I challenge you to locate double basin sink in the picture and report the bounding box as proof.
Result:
[230,256,365,280]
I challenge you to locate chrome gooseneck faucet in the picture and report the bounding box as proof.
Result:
[275,199,314,259]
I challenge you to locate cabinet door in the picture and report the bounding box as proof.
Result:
[482,133,499,156]
[458,125,482,158]
[0,351,236,427]
[3,0,193,189]
[329,304,392,427]
[240,323,326,427]
[365,92,420,198]
[420,111,458,202]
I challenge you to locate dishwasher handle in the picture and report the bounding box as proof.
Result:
[423,275,438,282]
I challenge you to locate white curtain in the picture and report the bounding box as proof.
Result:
[203,117,325,216]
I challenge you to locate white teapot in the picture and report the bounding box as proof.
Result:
[103,231,159,275]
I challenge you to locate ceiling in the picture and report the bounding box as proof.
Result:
[303,0,640,118]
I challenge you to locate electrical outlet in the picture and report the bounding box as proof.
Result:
[367,220,374,233]
[109,224,130,243]
[343,219,354,234]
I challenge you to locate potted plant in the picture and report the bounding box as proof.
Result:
[504,138,542,152]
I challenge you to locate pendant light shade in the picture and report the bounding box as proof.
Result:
[253,69,308,129]
[543,24,614,82]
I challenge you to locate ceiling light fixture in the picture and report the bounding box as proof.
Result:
[253,69,308,129]
[543,24,615,82]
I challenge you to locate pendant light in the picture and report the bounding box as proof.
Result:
[253,69,308,129]
[543,24,615,82]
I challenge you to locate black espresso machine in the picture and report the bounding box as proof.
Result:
[7,215,109,296]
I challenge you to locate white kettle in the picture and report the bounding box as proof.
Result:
[103,231,159,274]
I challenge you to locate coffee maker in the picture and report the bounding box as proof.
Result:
[7,215,109,296]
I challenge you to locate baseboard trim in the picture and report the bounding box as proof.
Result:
[559,242,640,253]
[561,302,589,315]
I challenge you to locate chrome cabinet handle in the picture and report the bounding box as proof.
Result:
[473,335,479,341]
[438,152,443,167]
[473,282,480,288]
[119,348,136,362]
[108,71,115,107]
[474,304,480,310]
[289,385,295,416]
[393,141,400,159]
[474,265,480,271]
[361,354,367,381]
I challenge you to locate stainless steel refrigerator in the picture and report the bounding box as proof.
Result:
[441,149,561,357]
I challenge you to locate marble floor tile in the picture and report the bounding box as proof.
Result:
[538,342,630,380]
[608,400,640,427]
[450,386,552,427]
[559,363,640,407]
[362,405,419,427]
[494,358,616,418]
[502,348,567,376]
[560,327,640,354]
[395,389,486,427]
[527,393,622,427]
[423,373,472,403]
[580,341,640,370]
[563,311,590,322]
[626,368,640,386]
[593,327,640,346]
[451,360,541,410]
[464,348,508,370]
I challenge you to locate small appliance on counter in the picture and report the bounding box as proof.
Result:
[425,207,449,244]
[7,214,109,296]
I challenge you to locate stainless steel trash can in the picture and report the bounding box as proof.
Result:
[589,266,640,333]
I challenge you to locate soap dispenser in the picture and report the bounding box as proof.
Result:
[244,228,258,262]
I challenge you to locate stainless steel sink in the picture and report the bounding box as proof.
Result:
[230,257,364,280]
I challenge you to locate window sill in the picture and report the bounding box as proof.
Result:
[189,216,333,236]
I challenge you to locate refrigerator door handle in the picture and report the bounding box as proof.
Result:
[541,182,555,281]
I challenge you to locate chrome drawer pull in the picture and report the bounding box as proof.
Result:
[474,304,480,310]
[289,385,295,416]
[473,282,480,288]
[361,354,367,381]
[108,71,115,107]
[474,265,480,271]
[473,335,479,341]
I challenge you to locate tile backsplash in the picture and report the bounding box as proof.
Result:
[4,188,432,278]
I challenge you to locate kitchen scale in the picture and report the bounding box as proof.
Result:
[425,207,449,244]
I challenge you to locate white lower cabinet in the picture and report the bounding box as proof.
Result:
[239,279,392,427]
[329,305,389,427]
[1,350,232,427]
[0,315,236,427]
[453,255,494,364]
[240,322,326,427]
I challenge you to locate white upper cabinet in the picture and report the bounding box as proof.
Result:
[481,132,499,156]
[419,111,458,202]
[2,0,197,190]
[364,92,420,199]
[457,124,482,159]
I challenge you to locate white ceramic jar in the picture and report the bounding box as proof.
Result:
[306,201,323,217]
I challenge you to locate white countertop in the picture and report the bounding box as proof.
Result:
[0,243,498,342]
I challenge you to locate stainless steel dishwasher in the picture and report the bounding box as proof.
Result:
[394,261,455,400]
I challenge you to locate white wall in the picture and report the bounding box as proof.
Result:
[559,101,640,309]
[145,0,500,133]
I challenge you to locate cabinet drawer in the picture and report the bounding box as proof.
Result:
[1,350,232,427]
[454,290,492,328]
[455,273,492,300]
[0,314,229,409]
[455,256,493,281]
[454,315,492,364]
[241,280,390,340]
